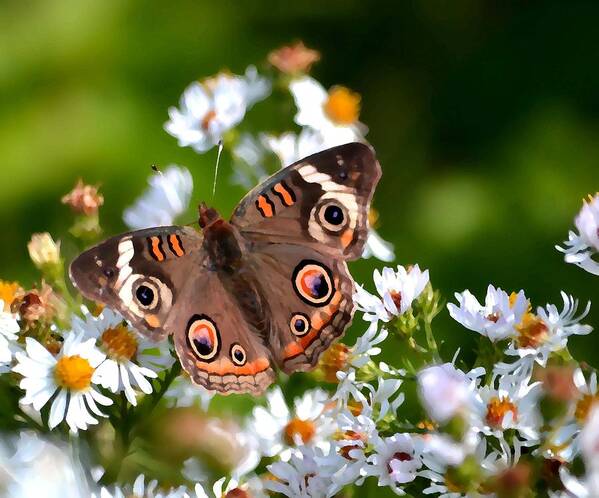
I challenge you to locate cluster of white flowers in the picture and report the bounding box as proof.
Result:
[2,42,597,498]
[557,193,599,275]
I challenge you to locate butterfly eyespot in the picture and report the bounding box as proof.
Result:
[290,313,310,336]
[324,205,344,225]
[292,260,334,306]
[230,343,247,366]
[133,280,160,310]
[187,315,220,362]
[317,201,348,233]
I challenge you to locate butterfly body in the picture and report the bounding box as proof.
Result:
[70,142,381,394]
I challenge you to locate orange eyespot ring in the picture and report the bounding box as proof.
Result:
[186,315,220,362]
[292,260,334,307]
[230,343,247,366]
[290,313,311,336]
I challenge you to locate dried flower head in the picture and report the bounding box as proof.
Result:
[268,41,321,74]
[61,179,104,216]
[12,282,58,323]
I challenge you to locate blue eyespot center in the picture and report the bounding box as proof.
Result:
[324,205,344,225]
[136,285,154,306]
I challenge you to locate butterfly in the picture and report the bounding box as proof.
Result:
[69,142,381,395]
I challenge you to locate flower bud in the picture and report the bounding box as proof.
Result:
[268,41,320,74]
[28,233,61,270]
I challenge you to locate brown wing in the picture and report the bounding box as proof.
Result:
[69,226,203,341]
[230,142,381,261]
[247,243,355,374]
[70,225,276,394]
[169,265,275,395]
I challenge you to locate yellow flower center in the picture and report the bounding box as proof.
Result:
[0,280,21,312]
[323,86,360,125]
[516,313,548,348]
[317,343,350,382]
[485,396,518,428]
[283,418,316,446]
[101,325,138,361]
[54,355,94,391]
[368,208,380,228]
[575,394,599,423]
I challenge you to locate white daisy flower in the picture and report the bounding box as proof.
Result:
[289,76,367,143]
[248,386,336,461]
[95,474,188,498]
[266,445,343,498]
[354,265,430,322]
[123,165,193,230]
[13,333,112,433]
[418,363,482,424]
[366,433,422,494]
[334,408,377,484]
[447,285,528,342]
[231,133,269,189]
[503,292,592,369]
[72,308,167,406]
[192,476,267,498]
[183,426,260,482]
[556,193,599,275]
[558,405,599,498]
[420,436,490,498]
[349,321,388,368]
[471,372,542,460]
[263,128,340,168]
[165,66,270,153]
[0,431,92,498]
[362,228,396,263]
[0,299,20,370]
[165,374,214,411]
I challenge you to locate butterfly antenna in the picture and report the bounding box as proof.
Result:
[211,140,224,200]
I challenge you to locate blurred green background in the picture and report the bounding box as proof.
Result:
[1,0,598,371]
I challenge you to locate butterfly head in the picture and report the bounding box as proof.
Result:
[198,202,221,229]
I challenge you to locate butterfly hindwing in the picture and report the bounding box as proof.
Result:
[247,243,355,373]
[169,266,275,395]
[230,142,381,261]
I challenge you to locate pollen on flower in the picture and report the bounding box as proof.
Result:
[368,207,380,228]
[0,280,21,311]
[390,291,402,311]
[283,418,316,446]
[348,399,364,416]
[101,325,138,360]
[485,396,518,428]
[516,313,548,349]
[201,110,217,130]
[336,430,366,460]
[323,86,361,125]
[575,393,599,423]
[317,342,350,382]
[386,452,413,473]
[224,488,251,498]
[54,355,94,391]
